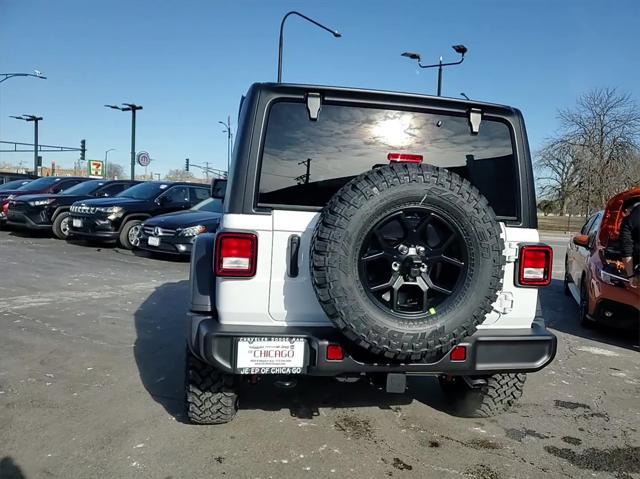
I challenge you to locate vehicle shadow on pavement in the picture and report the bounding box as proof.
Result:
[133,281,453,422]
[540,279,639,352]
[134,280,190,422]
[0,456,27,479]
[132,249,190,263]
[236,376,449,419]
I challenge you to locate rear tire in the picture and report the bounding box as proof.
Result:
[52,211,71,240]
[579,279,595,329]
[119,219,142,249]
[185,348,238,424]
[439,373,526,417]
[563,258,571,296]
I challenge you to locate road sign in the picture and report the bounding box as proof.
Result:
[88,160,104,178]
[136,151,151,167]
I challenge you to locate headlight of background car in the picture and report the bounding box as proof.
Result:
[178,225,206,237]
[96,206,124,219]
[29,198,55,207]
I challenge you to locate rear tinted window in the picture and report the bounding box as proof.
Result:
[258,102,519,219]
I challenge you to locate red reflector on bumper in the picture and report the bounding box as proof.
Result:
[450,345,467,361]
[326,344,344,361]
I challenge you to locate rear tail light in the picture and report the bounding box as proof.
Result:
[326,344,344,361]
[449,345,467,361]
[387,153,423,164]
[215,232,257,277]
[518,244,553,286]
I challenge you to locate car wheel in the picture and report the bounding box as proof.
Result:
[52,212,71,240]
[438,373,526,417]
[119,220,142,249]
[579,279,594,329]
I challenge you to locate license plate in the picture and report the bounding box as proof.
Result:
[72,219,82,228]
[148,236,160,246]
[236,337,306,374]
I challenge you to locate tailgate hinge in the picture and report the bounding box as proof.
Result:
[504,241,519,263]
[494,291,514,314]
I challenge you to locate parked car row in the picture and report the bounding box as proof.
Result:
[1,176,222,257]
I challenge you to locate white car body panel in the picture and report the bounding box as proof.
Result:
[216,211,542,330]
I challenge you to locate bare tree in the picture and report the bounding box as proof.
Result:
[164,169,196,181]
[536,88,640,215]
[535,139,581,215]
[105,163,124,180]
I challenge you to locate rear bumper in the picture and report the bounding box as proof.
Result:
[187,314,557,376]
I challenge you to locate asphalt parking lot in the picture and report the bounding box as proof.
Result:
[0,230,638,479]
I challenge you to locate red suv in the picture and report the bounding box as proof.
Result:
[564,188,640,328]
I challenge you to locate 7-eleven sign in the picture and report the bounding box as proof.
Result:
[88,160,104,178]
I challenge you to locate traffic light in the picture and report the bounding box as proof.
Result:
[185,158,190,171]
[80,139,86,162]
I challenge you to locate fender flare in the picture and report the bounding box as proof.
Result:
[189,232,217,313]
[51,206,70,221]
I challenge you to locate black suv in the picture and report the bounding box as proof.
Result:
[68,181,210,249]
[7,179,138,239]
[137,196,222,256]
[1,176,86,226]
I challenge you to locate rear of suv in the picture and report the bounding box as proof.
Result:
[68,181,210,249]
[186,83,556,424]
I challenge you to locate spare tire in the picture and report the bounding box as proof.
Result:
[310,164,505,362]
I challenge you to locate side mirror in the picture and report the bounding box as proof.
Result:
[156,196,167,206]
[572,234,590,248]
[211,178,227,200]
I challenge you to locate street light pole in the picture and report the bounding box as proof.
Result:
[10,114,43,175]
[104,103,143,180]
[401,45,468,96]
[278,11,341,82]
[0,70,47,84]
[218,116,232,171]
[104,148,115,178]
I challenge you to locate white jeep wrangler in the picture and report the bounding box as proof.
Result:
[186,83,556,424]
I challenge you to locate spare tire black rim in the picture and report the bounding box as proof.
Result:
[358,206,468,318]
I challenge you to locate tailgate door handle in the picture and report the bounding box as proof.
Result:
[288,234,300,277]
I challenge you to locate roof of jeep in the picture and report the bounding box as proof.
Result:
[252,82,520,114]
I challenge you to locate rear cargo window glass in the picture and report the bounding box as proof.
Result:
[258,102,519,219]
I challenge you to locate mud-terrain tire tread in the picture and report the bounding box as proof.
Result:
[310,163,505,362]
[440,373,526,417]
[185,348,238,424]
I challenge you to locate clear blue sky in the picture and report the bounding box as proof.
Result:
[1,0,638,177]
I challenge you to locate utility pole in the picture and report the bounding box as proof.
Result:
[10,114,43,175]
[105,103,143,180]
[295,158,312,184]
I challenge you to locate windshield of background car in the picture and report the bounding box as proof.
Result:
[61,180,104,195]
[191,197,223,213]
[116,182,169,200]
[15,177,62,192]
[0,179,32,191]
[257,102,519,219]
